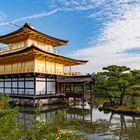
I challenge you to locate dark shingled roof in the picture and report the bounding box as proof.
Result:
[57,75,94,83]
[0,23,68,46]
[23,23,68,44]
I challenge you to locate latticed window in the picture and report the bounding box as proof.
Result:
[65,84,83,93]
[85,84,91,92]
[65,84,71,93]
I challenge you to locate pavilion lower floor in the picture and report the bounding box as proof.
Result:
[0,73,57,95]
[0,73,93,106]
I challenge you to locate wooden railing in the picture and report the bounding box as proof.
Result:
[0,45,60,55]
[0,66,64,75]
[0,66,81,76]
[0,46,27,55]
[64,72,80,76]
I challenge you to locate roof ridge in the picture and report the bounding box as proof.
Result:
[0,23,68,46]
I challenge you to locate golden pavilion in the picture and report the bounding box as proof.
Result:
[0,23,93,106]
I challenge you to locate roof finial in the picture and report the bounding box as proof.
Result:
[26,21,32,25]
[25,21,35,29]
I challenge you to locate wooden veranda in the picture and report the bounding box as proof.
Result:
[57,75,94,102]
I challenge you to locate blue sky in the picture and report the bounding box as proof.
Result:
[0,0,140,73]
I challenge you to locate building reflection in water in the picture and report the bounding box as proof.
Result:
[16,105,64,128]
[16,103,140,140]
[65,103,92,122]
[16,102,93,128]
[95,110,140,140]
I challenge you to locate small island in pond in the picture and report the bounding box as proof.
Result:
[92,65,140,115]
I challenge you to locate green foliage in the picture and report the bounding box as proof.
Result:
[93,65,131,106]
[21,111,86,140]
[130,70,140,85]
[92,97,107,107]
[0,95,85,140]
[0,95,21,140]
[125,85,140,109]
[93,65,140,110]
[135,97,140,109]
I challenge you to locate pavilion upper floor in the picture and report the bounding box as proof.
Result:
[0,38,61,55]
[0,23,68,55]
[0,46,87,76]
[0,23,87,76]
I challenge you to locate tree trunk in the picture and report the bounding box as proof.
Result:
[108,96,114,106]
[120,92,125,106]
[131,92,136,109]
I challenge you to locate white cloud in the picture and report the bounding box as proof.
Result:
[1,0,140,73]
[0,9,59,26]
[47,0,105,11]
[66,0,140,73]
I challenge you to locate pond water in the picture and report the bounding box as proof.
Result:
[17,103,140,140]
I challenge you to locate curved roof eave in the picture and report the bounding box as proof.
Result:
[0,23,68,46]
[0,45,88,66]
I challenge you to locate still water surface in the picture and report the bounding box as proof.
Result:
[17,103,140,140]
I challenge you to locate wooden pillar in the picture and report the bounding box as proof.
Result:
[3,76,5,94]
[24,75,25,95]
[64,83,66,95]
[11,76,12,94]
[82,83,85,104]
[69,66,71,75]
[34,74,36,95]
[45,75,47,95]
[54,62,56,74]
[55,76,57,95]
[45,59,47,73]
[17,76,19,94]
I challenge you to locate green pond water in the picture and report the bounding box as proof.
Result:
[17,103,140,140]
